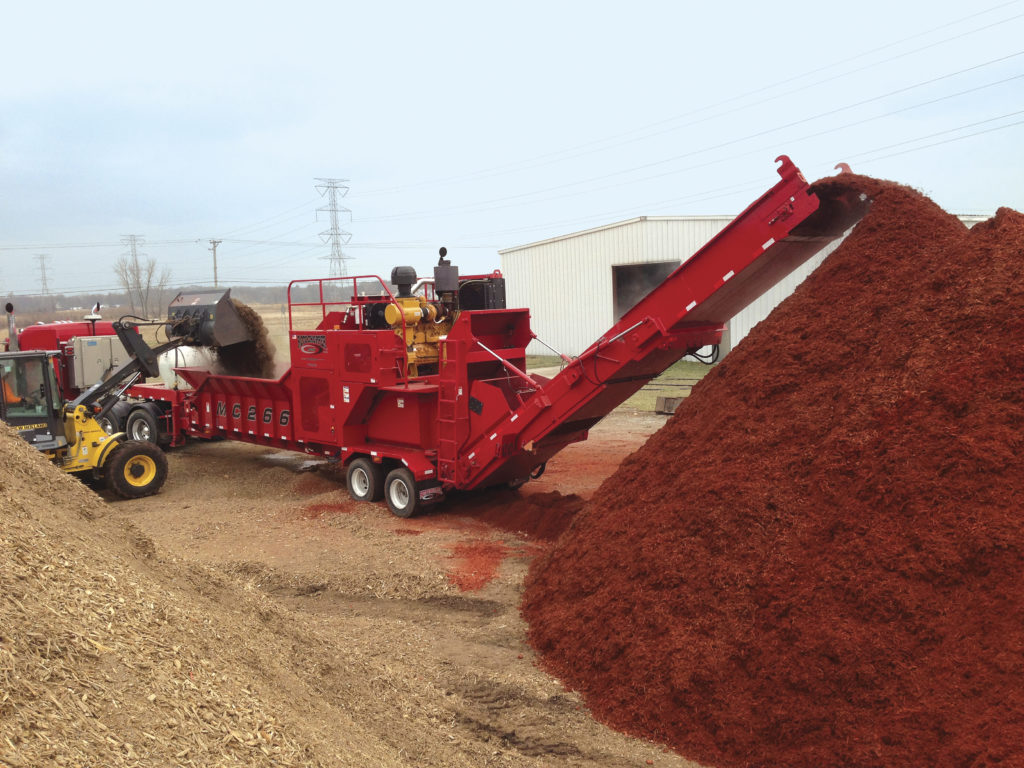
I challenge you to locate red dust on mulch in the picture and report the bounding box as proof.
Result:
[446,539,512,591]
[299,502,354,519]
[446,488,586,542]
[522,175,1024,768]
[430,471,588,592]
[292,472,343,496]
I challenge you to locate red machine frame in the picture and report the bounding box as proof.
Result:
[4,157,867,514]
[154,157,865,500]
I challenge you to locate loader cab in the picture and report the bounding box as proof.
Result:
[0,351,67,450]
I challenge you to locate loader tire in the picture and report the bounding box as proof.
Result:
[347,457,384,502]
[105,440,168,499]
[384,468,420,518]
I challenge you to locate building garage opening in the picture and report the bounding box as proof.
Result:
[612,261,679,320]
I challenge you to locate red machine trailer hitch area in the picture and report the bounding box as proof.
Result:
[144,156,866,518]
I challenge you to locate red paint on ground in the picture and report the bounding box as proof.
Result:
[292,472,343,496]
[523,176,1024,768]
[446,539,511,591]
[299,502,353,519]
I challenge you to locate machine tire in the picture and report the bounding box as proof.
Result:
[97,401,131,435]
[384,467,420,518]
[125,407,160,444]
[347,457,384,502]
[105,440,168,499]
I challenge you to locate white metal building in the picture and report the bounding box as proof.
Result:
[499,215,835,359]
[500,213,987,359]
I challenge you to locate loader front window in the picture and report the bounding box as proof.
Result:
[0,357,56,419]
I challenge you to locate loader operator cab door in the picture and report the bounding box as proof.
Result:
[0,352,67,450]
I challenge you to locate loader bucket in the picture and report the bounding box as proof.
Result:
[166,289,252,347]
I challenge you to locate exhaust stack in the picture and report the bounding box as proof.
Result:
[5,303,17,352]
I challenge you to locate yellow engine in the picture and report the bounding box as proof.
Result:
[385,295,455,376]
[386,264,462,377]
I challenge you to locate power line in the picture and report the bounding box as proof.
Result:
[220,238,311,246]
[462,111,1021,243]
[9,107,1013,305]
[0,238,195,250]
[353,2,1024,198]
[215,197,321,238]
[6,46,1022,293]
[850,114,1024,164]
[354,54,1024,224]
[4,87,1014,295]
[845,108,1024,157]
[6,51,1018,263]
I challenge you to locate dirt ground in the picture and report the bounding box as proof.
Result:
[98,410,704,767]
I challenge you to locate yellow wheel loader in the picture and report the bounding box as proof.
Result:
[1,350,168,497]
[1,291,252,498]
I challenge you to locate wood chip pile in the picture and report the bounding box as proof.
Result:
[0,424,324,767]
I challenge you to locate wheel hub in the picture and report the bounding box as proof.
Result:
[390,481,410,508]
[352,468,369,496]
[124,455,157,487]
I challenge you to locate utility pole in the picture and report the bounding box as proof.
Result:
[315,178,353,278]
[209,239,222,287]
[34,254,50,295]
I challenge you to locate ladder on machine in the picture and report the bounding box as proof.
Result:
[436,337,465,485]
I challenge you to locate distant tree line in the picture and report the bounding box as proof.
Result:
[4,280,398,320]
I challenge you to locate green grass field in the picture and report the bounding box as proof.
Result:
[527,354,713,413]
[620,359,711,413]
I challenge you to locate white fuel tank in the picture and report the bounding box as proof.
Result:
[157,346,216,389]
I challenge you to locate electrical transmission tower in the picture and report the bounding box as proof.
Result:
[121,234,146,263]
[315,178,353,277]
[34,254,50,295]
[119,235,149,315]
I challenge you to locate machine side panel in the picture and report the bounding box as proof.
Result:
[184,376,296,446]
[289,369,337,444]
[365,389,438,450]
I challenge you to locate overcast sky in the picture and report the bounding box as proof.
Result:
[2,0,1022,299]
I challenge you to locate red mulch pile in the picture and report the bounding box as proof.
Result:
[449,488,586,542]
[522,174,1024,768]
